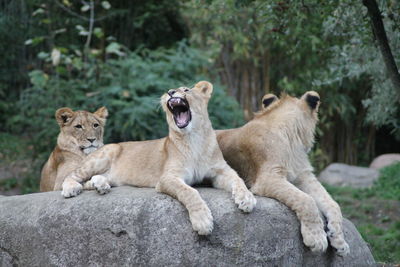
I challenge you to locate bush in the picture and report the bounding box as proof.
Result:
[11,41,244,157]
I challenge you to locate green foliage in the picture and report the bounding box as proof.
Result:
[0,178,18,191]
[0,133,33,162]
[318,0,400,137]
[325,163,400,263]
[183,0,400,165]
[371,162,400,200]
[12,41,244,155]
[183,0,348,96]
[358,222,400,264]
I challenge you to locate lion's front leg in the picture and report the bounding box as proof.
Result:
[211,165,256,213]
[156,175,213,235]
[62,144,118,198]
[251,166,328,253]
[296,172,350,256]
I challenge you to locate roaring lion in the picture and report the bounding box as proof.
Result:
[40,107,108,192]
[61,81,256,235]
[217,92,350,255]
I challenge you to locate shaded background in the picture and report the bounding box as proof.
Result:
[0,0,399,263]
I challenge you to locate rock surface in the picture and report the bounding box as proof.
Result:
[0,186,375,266]
[318,163,379,188]
[370,153,400,169]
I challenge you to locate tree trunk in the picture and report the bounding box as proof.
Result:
[217,45,270,120]
[362,0,400,102]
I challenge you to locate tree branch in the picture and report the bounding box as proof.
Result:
[85,0,94,50]
[362,0,400,102]
[84,0,95,64]
[54,0,89,21]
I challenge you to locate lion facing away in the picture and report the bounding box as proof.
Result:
[217,92,350,256]
[61,81,256,235]
[40,107,108,192]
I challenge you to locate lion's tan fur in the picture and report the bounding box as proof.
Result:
[217,92,349,255]
[40,107,108,192]
[61,81,256,235]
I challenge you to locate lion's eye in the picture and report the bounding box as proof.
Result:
[74,124,82,129]
[184,89,189,92]
[93,123,99,128]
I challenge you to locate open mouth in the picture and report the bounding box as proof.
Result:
[167,97,192,128]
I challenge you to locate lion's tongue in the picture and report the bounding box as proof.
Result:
[176,111,189,127]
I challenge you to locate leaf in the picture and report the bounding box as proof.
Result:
[32,8,45,16]
[63,0,72,7]
[37,51,49,60]
[106,42,125,56]
[54,28,67,35]
[79,30,89,36]
[81,4,90,12]
[28,70,48,88]
[51,48,61,66]
[94,27,104,38]
[41,18,51,24]
[101,1,111,10]
[76,25,85,31]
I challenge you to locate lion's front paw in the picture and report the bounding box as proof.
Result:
[91,175,111,195]
[189,206,214,235]
[233,188,257,213]
[301,221,328,253]
[334,240,350,256]
[61,180,83,198]
[327,221,350,256]
[326,222,350,256]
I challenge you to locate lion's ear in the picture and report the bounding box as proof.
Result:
[94,106,108,119]
[55,107,74,126]
[301,91,320,110]
[261,94,278,110]
[193,81,213,98]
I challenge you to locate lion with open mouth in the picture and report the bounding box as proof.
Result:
[61,81,256,235]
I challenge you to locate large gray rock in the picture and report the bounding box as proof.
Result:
[318,163,379,188]
[370,153,400,169]
[0,186,375,266]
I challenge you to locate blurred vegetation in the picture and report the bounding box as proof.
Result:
[0,0,398,185]
[0,0,399,168]
[12,42,244,154]
[326,162,400,263]
[183,0,400,165]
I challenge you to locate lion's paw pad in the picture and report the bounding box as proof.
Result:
[234,190,257,213]
[329,234,350,256]
[302,225,328,253]
[190,207,213,235]
[91,175,111,195]
[61,181,83,198]
[95,182,111,195]
[335,241,350,256]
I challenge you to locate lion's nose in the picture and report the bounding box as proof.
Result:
[168,89,176,96]
[87,138,96,143]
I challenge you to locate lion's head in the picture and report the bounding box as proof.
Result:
[258,91,320,150]
[55,107,108,155]
[161,81,213,132]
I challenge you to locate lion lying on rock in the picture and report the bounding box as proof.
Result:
[217,92,350,255]
[40,107,108,192]
[61,81,256,235]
